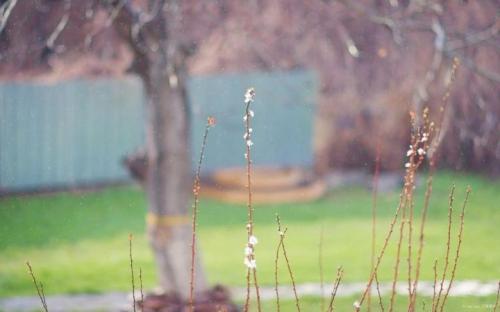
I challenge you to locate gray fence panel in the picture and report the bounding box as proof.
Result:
[0,77,145,192]
[189,70,317,172]
[0,71,316,192]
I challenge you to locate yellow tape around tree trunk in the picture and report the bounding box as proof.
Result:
[146,213,190,227]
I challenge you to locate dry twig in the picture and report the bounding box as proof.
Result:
[368,146,380,312]
[439,187,471,311]
[129,234,136,312]
[433,186,456,311]
[319,225,325,312]
[276,215,300,311]
[139,268,144,307]
[493,281,500,312]
[26,261,48,312]
[189,116,215,311]
[327,266,344,312]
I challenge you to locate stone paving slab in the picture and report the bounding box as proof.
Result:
[1,281,497,311]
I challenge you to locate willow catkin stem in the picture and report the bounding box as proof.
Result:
[243,88,260,312]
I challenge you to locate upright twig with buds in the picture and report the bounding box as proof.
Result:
[358,109,433,311]
[189,116,216,311]
[439,187,471,312]
[409,58,459,311]
[242,88,262,312]
[433,185,455,311]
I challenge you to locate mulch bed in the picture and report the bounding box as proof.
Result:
[138,285,239,312]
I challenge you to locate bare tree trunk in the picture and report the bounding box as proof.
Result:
[112,0,208,297]
[144,51,207,296]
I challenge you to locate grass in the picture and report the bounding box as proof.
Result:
[252,295,500,311]
[0,171,498,299]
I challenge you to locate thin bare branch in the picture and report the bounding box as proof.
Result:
[129,234,136,312]
[449,52,500,83]
[439,186,471,311]
[319,225,325,312]
[276,215,300,312]
[389,199,408,312]
[189,116,215,311]
[0,0,18,35]
[139,267,144,307]
[274,224,285,312]
[85,0,127,48]
[358,192,405,307]
[433,186,456,311]
[368,146,381,312]
[374,273,385,312]
[446,21,499,51]
[494,281,500,312]
[26,261,48,312]
[431,259,438,311]
[46,0,71,51]
[327,266,344,312]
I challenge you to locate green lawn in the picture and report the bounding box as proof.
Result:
[0,171,498,301]
[252,295,499,311]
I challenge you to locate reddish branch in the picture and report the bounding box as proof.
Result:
[494,281,500,312]
[189,116,215,311]
[374,273,385,312]
[409,59,459,310]
[439,187,471,311]
[327,266,344,312]
[276,215,301,311]
[274,225,285,312]
[433,186,456,312]
[368,144,380,312]
[432,259,438,310]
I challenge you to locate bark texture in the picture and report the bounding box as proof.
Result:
[113,0,208,296]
